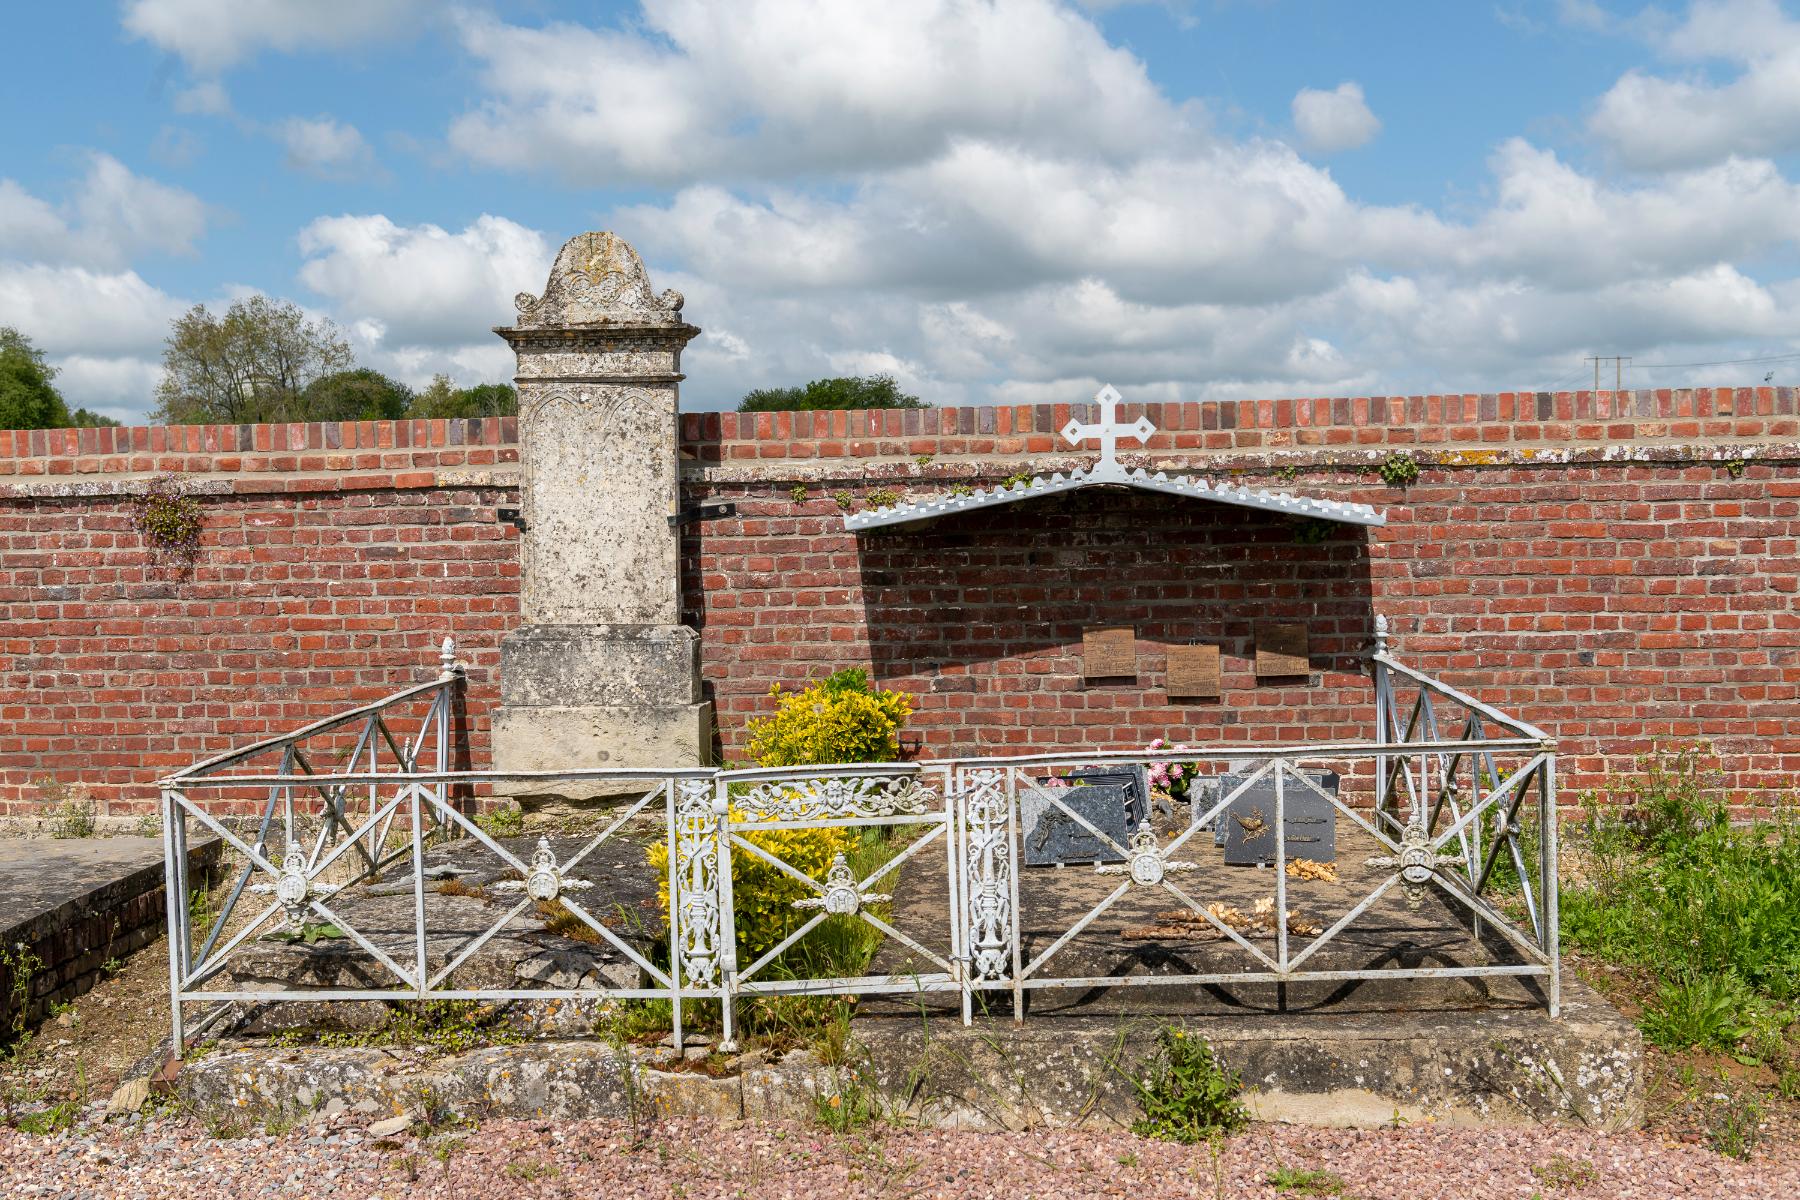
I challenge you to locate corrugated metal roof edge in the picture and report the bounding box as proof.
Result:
[842,465,1387,531]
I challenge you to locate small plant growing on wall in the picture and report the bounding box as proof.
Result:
[1375,451,1420,489]
[131,474,203,569]
[789,484,809,502]
[865,487,901,508]
[1291,517,1336,545]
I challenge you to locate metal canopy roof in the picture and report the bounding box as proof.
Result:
[843,385,1387,533]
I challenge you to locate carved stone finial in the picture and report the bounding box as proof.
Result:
[510,231,685,329]
[1373,614,1390,655]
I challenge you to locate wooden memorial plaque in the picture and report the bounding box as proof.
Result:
[1165,643,1221,699]
[1255,623,1310,677]
[1082,626,1136,679]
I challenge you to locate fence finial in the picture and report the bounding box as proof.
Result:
[439,635,460,679]
[1373,613,1390,655]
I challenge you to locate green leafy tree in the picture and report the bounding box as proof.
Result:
[66,407,121,428]
[300,368,413,422]
[738,373,927,412]
[152,296,354,425]
[405,374,518,419]
[0,327,71,430]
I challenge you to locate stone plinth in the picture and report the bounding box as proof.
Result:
[492,232,711,808]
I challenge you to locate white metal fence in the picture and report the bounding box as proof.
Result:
[160,627,1559,1053]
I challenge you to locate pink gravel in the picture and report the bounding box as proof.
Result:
[1,1115,1794,1199]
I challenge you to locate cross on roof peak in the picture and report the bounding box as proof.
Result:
[1060,383,1156,471]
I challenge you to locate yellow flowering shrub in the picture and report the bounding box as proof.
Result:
[648,812,852,960]
[746,668,912,767]
[648,668,913,962]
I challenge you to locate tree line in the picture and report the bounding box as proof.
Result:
[1,296,517,431]
[4,290,934,431]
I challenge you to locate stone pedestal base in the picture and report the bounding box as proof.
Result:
[492,624,713,812]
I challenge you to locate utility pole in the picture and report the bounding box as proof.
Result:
[1587,356,1630,391]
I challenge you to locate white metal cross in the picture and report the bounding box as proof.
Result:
[1060,383,1156,472]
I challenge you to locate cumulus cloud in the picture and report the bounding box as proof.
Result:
[123,0,428,72]
[295,214,550,387]
[1590,0,1800,169]
[0,154,208,269]
[278,116,379,179]
[1291,82,1381,153]
[0,263,191,415]
[448,0,1183,183]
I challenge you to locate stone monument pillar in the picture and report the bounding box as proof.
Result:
[491,231,710,809]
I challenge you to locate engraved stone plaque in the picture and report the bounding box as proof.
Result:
[1254,623,1310,677]
[1020,783,1131,867]
[1214,771,1339,865]
[1083,626,1136,679]
[1166,643,1221,698]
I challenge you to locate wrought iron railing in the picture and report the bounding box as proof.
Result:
[160,620,1558,1053]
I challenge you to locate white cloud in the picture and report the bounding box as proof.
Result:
[123,0,428,72]
[0,263,187,358]
[278,116,379,179]
[1451,140,1800,287]
[448,0,1183,184]
[48,355,168,418]
[1589,0,1800,169]
[1291,82,1381,153]
[0,154,208,269]
[172,80,232,117]
[296,213,550,352]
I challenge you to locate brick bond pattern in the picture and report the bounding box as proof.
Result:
[3,391,1797,812]
[0,418,520,813]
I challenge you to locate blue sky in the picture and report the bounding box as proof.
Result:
[6,1,1800,420]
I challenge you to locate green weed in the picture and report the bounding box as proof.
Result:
[1640,974,1755,1052]
[1267,1164,1346,1195]
[1375,452,1419,488]
[1531,1153,1599,1190]
[1125,1026,1248,1144]
[476,805,525,838]
[1560,746,1800,1044]
[1706,1092,1763,1161]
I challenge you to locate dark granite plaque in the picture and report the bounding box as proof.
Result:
[1211,770,1339,865]
[1067,765,1153,833]
[1020,783,1131,867]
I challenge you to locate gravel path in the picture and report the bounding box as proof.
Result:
[2,1114,1795,1199]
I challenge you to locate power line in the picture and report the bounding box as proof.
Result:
[1626,351,1800,372]
[1587,356,1629,389]
[1537,363,1592,393]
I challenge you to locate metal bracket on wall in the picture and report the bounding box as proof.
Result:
[496,507,527,532]
[669,502,737,529]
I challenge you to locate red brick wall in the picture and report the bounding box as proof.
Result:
[0,418,521,814]
[4,388,1798,814]
[680,388,1800,805]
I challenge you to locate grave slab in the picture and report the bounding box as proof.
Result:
[0,836,220,1029]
